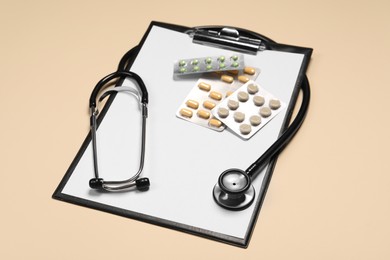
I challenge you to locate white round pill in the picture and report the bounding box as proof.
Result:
[253,95,265,106]
[269,99,281,110]
[240,124,252,135]
[249,115,261,126]
[228,100,239,110]
[237,91,249,102]
[247,83,259,94]
[217,107,229,118]
[259,107,272,118]
[234,112,245,123]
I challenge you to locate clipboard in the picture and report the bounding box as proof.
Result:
[53,21,312,248]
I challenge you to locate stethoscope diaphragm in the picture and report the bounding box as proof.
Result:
[212,169,255,210]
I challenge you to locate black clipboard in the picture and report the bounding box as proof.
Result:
[53,21,312,248]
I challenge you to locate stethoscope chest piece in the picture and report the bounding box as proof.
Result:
[213,168,255,211]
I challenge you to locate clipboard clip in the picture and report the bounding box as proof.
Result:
[189,27,266,55]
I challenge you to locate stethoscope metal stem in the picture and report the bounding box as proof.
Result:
[90,108,100,179]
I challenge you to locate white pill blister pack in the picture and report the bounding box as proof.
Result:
[176,68,260,131]
[212,80,286,140]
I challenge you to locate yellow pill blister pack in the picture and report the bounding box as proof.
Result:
[212,80,286,140]
[176,67,260,131]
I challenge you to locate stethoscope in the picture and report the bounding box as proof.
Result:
[87,25,311,211]
[88,71,150,192]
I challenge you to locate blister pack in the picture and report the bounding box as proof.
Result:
[173,54,245,76]
[176,67,260,131]
[212,80,286,139]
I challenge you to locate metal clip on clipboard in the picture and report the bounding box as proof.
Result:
[189,27,267,54]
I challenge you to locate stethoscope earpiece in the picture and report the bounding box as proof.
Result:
[135,177,150,191]
[89,178,104,189]
[213,169,256,211]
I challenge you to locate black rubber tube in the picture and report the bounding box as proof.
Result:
[89,71,148,107]
[245,76,310,177]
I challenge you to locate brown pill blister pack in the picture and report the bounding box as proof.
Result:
[176,67,260,131]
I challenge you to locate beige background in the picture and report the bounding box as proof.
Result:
[1,0,389,259]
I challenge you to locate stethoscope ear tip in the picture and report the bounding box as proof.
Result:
[89,178,104,189]
[136,177,150,191]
